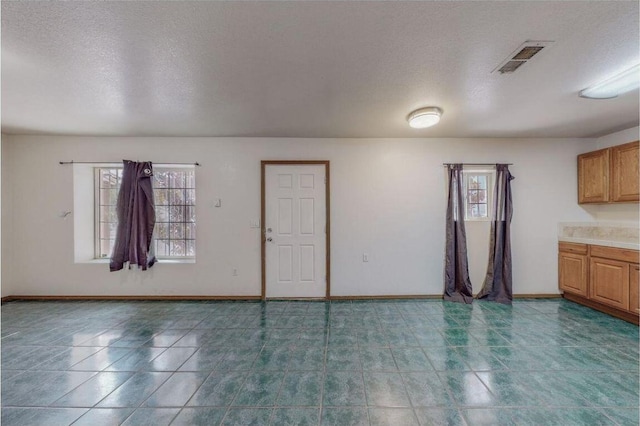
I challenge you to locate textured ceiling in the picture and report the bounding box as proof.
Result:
[2,1,639,138]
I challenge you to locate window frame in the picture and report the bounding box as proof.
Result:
[93,166,196,261]
[462,169,495,222]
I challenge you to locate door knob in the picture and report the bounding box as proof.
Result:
[267,237,273,242]
[267,228,272,233]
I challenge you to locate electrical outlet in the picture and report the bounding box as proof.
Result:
[363,254,369,262]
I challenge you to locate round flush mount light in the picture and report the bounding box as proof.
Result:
[407,107,443,129]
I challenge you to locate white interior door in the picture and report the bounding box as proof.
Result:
[265,164,327,298]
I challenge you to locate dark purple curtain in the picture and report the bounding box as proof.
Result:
[110,160,157,271]
[477,164,514,304]
[443,164,474,304]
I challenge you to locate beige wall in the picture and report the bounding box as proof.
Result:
[0,135,3,297]
[2,135,597,297]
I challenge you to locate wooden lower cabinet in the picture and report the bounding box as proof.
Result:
[589,257,629,311]
[630,264,640,314]
[559,252,588,297]
[559,242,638,324]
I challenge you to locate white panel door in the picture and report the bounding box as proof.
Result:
[265,165,326,298]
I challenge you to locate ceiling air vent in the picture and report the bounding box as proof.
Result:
[493,40,554,74]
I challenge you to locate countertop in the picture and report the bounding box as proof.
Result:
[558,222,639,251]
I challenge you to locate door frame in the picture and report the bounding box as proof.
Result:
[261,160,331,300]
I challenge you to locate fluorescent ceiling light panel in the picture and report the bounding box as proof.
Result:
[580,64,640,99]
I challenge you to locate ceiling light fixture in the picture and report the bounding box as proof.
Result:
[407,107,443,129]
[579,64,640,99]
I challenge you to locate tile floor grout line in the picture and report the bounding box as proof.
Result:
[318,303,331,426]
[387,338,421,425]
[267,362,290,424]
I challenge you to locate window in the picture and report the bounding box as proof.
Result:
[463,170,493,221]
[95,167,196,259]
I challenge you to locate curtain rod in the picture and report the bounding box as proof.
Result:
[442,163,513,166]
[59,161,200,166]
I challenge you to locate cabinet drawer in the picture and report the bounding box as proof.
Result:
[558,242,588,255]
[590,245,639,263]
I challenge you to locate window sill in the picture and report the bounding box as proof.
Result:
[78,258,196,265]
[158,259,196,264]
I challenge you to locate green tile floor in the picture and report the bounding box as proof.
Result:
[1,298,638,425]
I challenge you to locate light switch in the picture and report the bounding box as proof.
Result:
[214,199,222,207]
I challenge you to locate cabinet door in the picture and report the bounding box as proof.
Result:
[610,141,639,202]
[590,257,629,310]
[630,264,640,314]
[559,252,588,296]
[578,148,609,204]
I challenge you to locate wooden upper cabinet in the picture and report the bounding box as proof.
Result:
[578,148,609,203]
[610,141,640,202]
[578,141,640,204]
